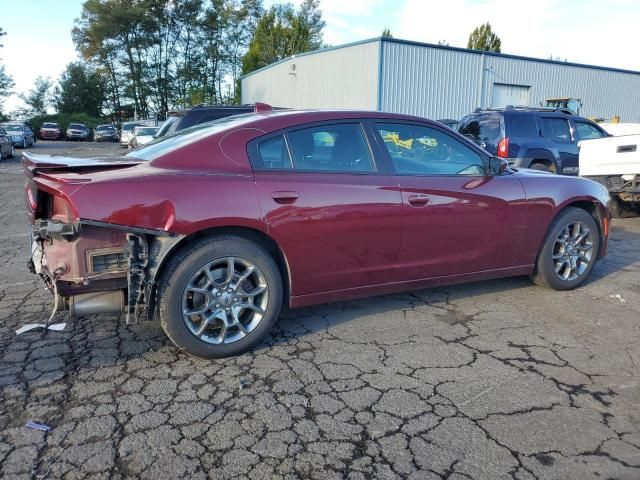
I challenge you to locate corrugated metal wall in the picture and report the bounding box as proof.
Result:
[241,41,380,110]
[380,40,640,122]
[380,41,483,120]
[242,38,640,123]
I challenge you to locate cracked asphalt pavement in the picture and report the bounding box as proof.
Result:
[1,141,639,479]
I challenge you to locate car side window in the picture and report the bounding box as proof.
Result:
[376,123,485,176]
[256,135,293,170]
[286,123,375,173]
[542,117,572,143]
[575,121,604,140]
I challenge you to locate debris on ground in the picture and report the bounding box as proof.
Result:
[239,378,252,390]
[609,294,627,303]
[15,323,67,335]
[25,420,52,432]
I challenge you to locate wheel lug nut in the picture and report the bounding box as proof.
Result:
[216,292,221,297]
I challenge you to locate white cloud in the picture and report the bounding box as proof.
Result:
[390,0,640,71]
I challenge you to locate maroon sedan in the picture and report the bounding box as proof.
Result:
[39,122,62,140]
[22,109,611,358]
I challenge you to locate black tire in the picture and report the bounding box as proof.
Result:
[531,207,600,290]
[530,162,553,173]
[7,145,14,159]
[157,235,283,359]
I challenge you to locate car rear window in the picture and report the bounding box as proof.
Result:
[506,114,538,137]
[127,114,259,161]
[96,125,114,131]
[541,117,572,143]
[135,127,158,136]
[458,114,501,142]
[286,123,375,173]
[256,136,293,170]
[68,124,85,129]
[42,123,58,128]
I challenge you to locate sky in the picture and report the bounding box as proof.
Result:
[1,0,639,113]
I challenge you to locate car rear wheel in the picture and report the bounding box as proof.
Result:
[157,235,283,359]
[8,145,14,158]
[531,207,600,290]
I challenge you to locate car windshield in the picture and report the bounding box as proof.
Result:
[122,123,143,131]
[68,124,85,129]
[135,127,158,136]
[96,125,114,131]
[3,125,22,132]
[127,113,257,161]
[42,123,58,128]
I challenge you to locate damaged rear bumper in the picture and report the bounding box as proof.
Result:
[29,219,182,323]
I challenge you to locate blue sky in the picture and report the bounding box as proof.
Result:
[2,0,639,112]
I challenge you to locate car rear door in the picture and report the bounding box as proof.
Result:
[249,121,403,297]
[540,115,579,175]
[370,121,528,281]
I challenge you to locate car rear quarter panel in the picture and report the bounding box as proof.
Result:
[60,134,267,235]
[516,171,609,264]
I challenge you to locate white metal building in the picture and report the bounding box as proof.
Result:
[241,37,640,122]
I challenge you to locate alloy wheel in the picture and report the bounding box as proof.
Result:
[181,256,269,345]
[552,221,594,281]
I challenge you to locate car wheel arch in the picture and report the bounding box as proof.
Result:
[534,199,605,264]
[148,225,292,315]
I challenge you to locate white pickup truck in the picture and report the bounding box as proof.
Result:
[579,133,640,217]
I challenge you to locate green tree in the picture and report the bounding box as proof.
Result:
[467,22,501,52]
[242,0,325,75]
[381,28,393,38]
[0,28,15,113]
[54,62,106,117]
[19,76,53,116]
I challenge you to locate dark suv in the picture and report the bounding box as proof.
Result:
[457,107,609,175]
[157,105,255,138]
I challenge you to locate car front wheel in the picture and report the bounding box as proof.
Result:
[157,235,283,359]
[531,207,600,290]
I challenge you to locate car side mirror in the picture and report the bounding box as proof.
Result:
[489,157,508,175]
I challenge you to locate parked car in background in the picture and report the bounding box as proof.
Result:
[22,108,611,359]
[1,123,35,148]
[120,122,147,147]
[0,127,15,159]
[580,133,640,217]
[155,105,258,138]
[457,106,609,175]
[128,126,159,149]
[94,124,119,142]
[39,122,62,140]
[66,123,92,141]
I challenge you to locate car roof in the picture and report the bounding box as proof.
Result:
[216,109,441,131]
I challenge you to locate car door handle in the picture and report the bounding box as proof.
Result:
[272,191,299,204]
[617,144,637,153]
[407,194,430,207]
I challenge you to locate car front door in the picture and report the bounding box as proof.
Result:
[371,121,528,281]
[249,121,403,297]
[539,115,579,175]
